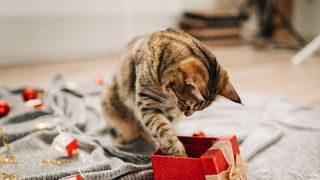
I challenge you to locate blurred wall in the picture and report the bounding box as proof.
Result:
[1,0,318,66]
[0,0,216,66]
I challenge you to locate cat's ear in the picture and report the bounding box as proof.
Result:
[218,68,242,104]
[185,77,205,101]
[219,80,242,104]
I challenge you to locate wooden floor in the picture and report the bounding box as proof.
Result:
[0,45,319,106]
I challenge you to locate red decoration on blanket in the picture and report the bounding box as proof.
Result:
[51,133,79,157]
[192,131,206,137]
[25,99,44,110]
[61,174,82,180]
[22,87,45,110]
[22,87,38,101]
[0,100,10,118]
[95,74,104,86]
[151,135,247,180]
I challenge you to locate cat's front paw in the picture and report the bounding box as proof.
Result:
[166,141,187,157]
[175,149,188,157]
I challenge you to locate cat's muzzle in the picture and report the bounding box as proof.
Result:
[183,108,194,117]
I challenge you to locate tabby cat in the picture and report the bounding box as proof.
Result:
[101,28,241,157]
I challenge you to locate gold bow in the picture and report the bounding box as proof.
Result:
[227,154,247,180]
[205,140,248,180]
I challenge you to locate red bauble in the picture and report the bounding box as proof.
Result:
[0,100,10,118]
[95,74,104,86]
[192,131,206,137]
[23,87,37,101]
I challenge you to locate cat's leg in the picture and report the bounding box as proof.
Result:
[143,112,186,156]
[107,115,141,144]
[102,82,141,144]
[137,93,187,156]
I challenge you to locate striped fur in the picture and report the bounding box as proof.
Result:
[101,28,240,156]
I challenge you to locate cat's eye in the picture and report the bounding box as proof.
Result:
[179,101,188,108]
[182,101,188,107]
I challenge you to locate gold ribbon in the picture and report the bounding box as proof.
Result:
[205,139,248,180]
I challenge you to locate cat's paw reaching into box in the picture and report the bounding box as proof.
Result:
[162,138,187,157]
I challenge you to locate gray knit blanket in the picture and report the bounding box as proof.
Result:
[0,76,319,180]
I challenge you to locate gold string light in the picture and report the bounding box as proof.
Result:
[0,154,16,164]
[1,139,10,153]
[42,159,70,165]
[0,128,8,146]
[0,128,18,179]
[0,172,18,180]
[0,128,10,154]
[0,128,16,165]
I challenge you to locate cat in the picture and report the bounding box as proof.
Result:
[101,28,241,157]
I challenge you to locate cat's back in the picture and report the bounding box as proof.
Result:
[126,28,192,65]
[117,28,196,89]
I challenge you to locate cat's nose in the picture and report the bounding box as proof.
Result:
[184,109,194,117]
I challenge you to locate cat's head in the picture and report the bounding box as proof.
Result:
[161,28,241,116]
[165,57,241,117]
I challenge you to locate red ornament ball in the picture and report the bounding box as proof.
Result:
[192,131,206,137]
[95,74,104,86]
[0,100,10,118]
[23,87,38,101]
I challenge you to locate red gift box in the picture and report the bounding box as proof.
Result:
[151,135,247,180]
